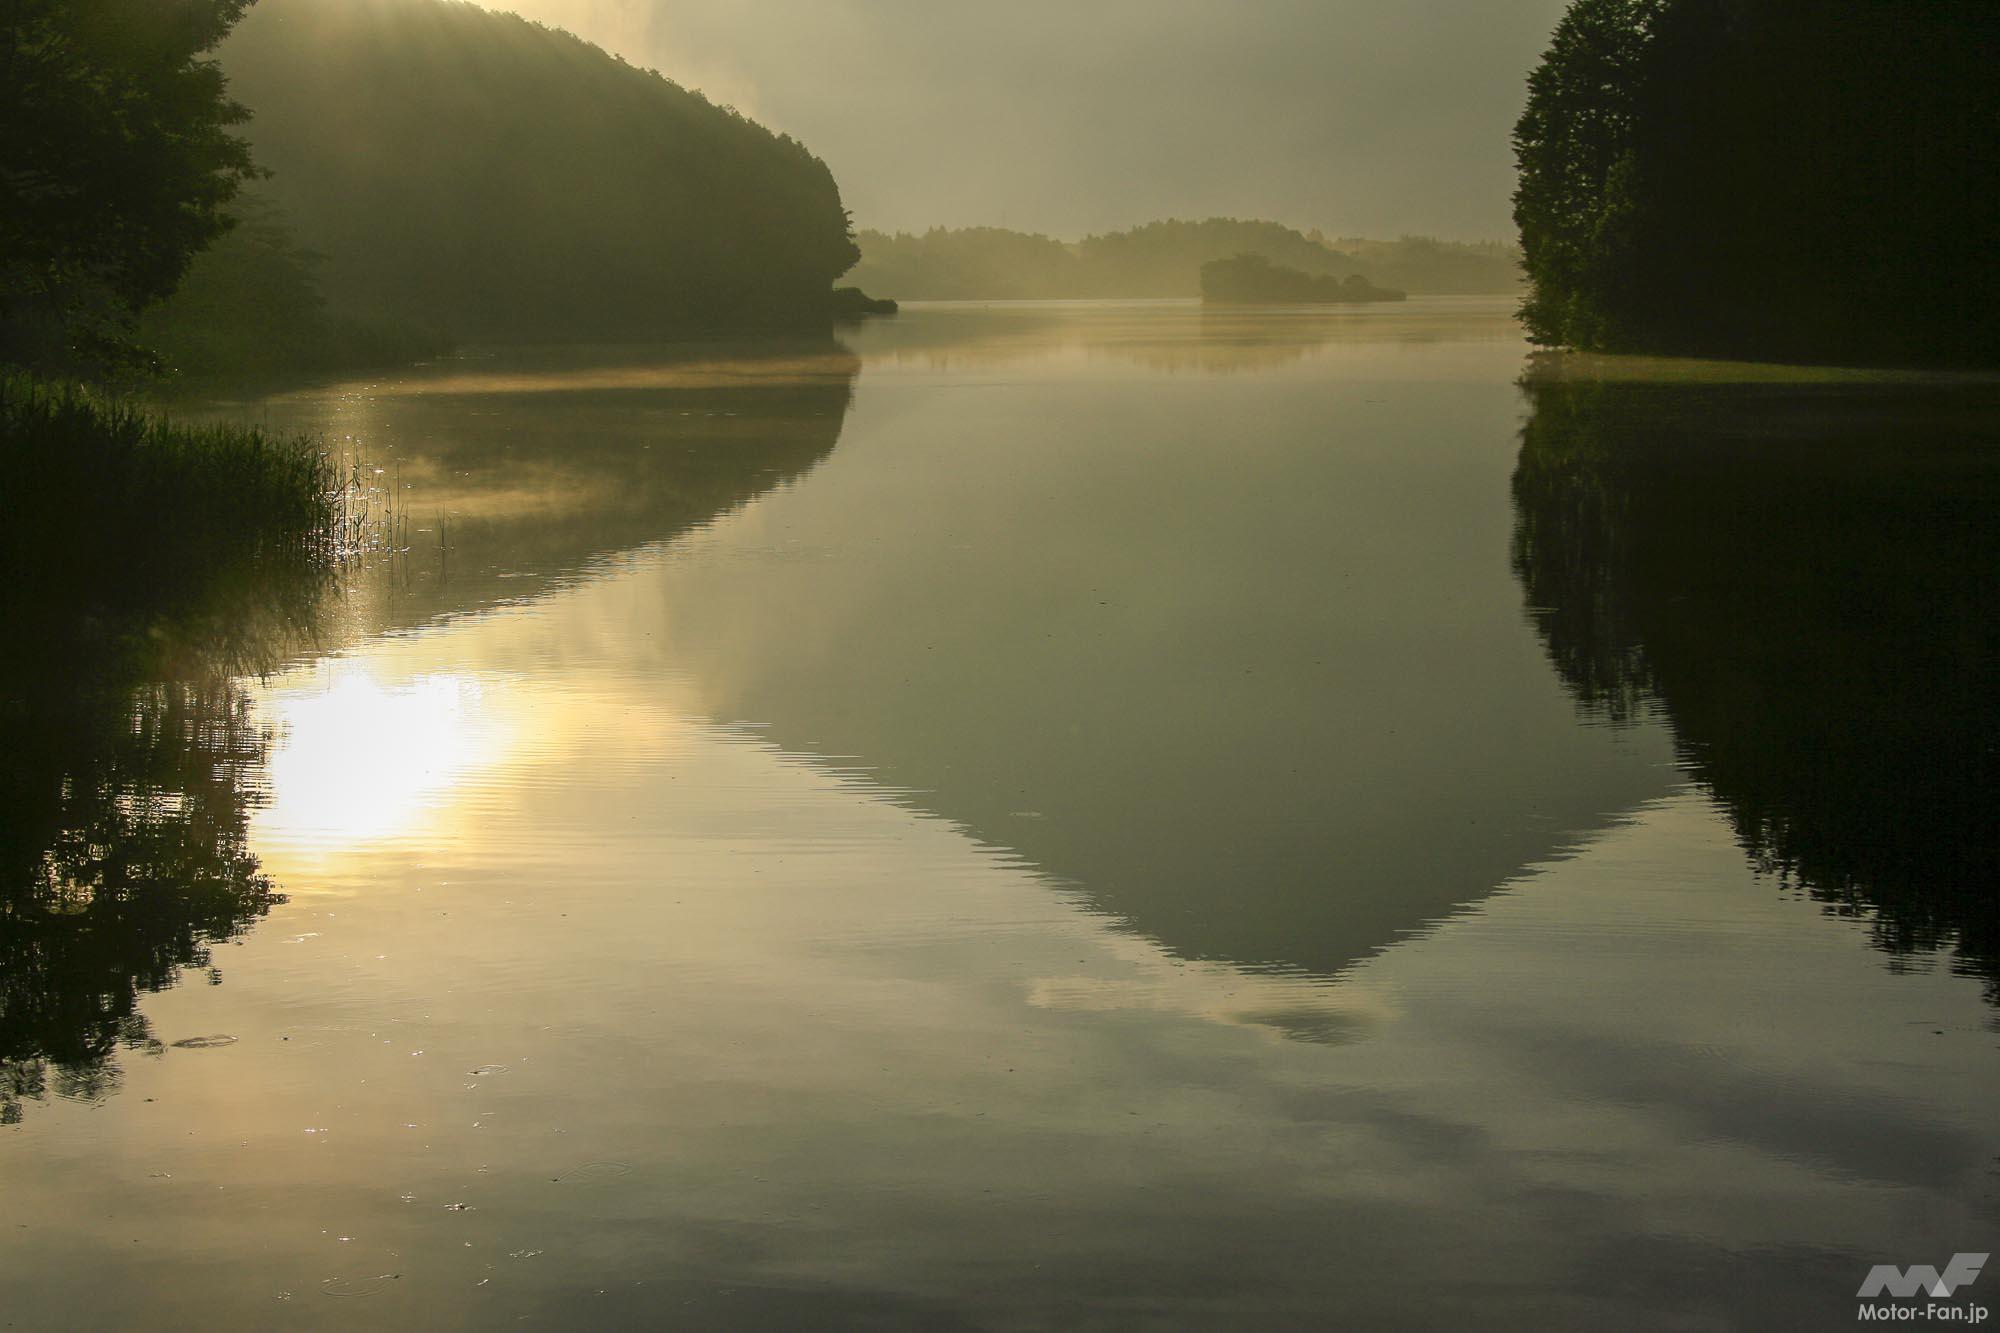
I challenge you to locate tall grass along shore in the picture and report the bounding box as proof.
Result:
[0,374,339,623]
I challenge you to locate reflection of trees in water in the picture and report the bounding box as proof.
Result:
[3,349,863,1121]
[224,341,860,637]
[1512,378,1998,997]
[0,564,328,1124]
[1,680,280,1122]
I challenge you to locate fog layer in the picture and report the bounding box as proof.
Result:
[490,0,1570,239]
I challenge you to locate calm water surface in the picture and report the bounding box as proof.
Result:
[3,300,1995,1330]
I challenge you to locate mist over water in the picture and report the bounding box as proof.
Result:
[5,0,1997,1322]
[4,304,1993,1329]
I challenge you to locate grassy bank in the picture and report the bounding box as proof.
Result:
[1521,348,2000,387]
[0,374,339,618]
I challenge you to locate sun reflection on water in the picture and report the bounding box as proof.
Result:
[253,664,515,861]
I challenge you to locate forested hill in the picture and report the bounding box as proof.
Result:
[849,221,1520,300]
[219,0,859,340]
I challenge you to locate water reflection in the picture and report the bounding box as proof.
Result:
[1512,375,1999,995]
[258,667,515,857]
[840,297,1522,376]
[2,342,861,1121]
[174,316,1651,995]
[6,310,1997,1329]
[236,339,861,636]
[644,312,1675,979]
[0,571,325,1122]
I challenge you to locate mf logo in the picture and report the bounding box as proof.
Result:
[1858,1253,1989,1299]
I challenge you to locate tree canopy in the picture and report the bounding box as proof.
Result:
[1514,0,2000,365]
[138,192,446,374]
[0,0,260,369]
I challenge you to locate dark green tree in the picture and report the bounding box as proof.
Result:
[1510,0,1664,351]
[1514,0,2000,365]
[0,0,259,370]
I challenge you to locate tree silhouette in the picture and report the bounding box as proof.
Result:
[0,0,260,370]
[219,0,861,342]
[1512,376,2000,996]
[1515,0,2000,365]
[1,675,286,1124]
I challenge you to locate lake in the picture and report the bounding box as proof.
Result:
[3,299,1995,1330]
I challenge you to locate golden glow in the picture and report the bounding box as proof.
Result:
[272,352,858,402]
[253,664,515,862]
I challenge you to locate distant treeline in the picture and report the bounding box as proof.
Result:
[849,220,1520,301]
[188,0,860,347]
[1201,255,1403,305]
[1516,0,2000,366]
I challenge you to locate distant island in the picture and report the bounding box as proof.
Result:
[849,219,1518,302]
[1200,254,1404,305]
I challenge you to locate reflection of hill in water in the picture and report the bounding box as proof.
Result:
[3,345,859,1119]
[654,346,1672,980]
[247,340,859,637]
[1513,378,1998,997]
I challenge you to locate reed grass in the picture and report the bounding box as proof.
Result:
[0,372,343,608]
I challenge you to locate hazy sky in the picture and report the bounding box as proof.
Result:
[491,0,1571,240]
